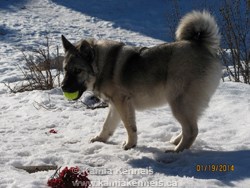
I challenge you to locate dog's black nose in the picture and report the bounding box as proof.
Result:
[61,84,78,93]
[61,84,69,92]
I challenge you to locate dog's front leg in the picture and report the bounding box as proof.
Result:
[90,104,121,143]
[112,96,137,150]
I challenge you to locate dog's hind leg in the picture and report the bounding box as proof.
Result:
[169,97,198,152]
[90,104,121,143]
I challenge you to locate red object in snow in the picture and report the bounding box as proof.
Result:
[49,129,57,134]
[47,166,90,188]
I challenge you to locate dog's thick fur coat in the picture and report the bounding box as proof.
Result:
[61,11,221,152]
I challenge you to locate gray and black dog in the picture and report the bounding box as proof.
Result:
[61,11,221,152]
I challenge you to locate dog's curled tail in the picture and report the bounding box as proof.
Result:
[176,11,220,54]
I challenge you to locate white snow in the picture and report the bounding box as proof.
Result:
[1,0,250,188]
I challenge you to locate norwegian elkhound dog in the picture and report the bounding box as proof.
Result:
[61,11,221,152]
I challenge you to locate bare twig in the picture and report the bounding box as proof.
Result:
[5,37,64,93]
[219,0,250,84]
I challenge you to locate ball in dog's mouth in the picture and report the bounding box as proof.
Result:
[63,91,79,100]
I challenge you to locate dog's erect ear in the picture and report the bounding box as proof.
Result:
[79,40,94,62]
[61,35,75,52]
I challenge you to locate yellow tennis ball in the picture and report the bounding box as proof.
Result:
[63,91,79,100]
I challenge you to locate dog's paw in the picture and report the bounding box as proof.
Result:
[89,135,107,143]
[122,141,136,150]
[164,146,178,153]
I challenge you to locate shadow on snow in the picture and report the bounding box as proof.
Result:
[52,0,228,42]
[129,147,250,186]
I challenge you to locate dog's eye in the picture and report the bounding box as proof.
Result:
[74,68,82,74]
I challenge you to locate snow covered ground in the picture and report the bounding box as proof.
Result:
[0,0,250,188]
